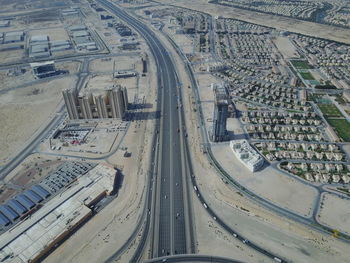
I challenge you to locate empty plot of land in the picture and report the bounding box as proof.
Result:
[0,48,24,64]
[273,36,299,59]
[89,55,142,72]
[211,143,318,217]
[0,69,35,90]
[0,76,77,161]
[318,193,350,235]
[29,27,69,41]
[163,25,195,54]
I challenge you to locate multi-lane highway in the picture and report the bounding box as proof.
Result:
[97,0,195,259]
[142,255,246,263]
[97,1,292,263]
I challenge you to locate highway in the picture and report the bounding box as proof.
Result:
[97,0,195,259]
[142,255,246,263]
[1,1,348,263]
[96,1,292,263]
[163,32,289,263]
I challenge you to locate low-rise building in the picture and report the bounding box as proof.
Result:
[332,174,340,183]
[342,175,350,184]
[230,140,264,172]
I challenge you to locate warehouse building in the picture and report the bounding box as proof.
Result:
[0,164,117,263]
[0,163,92,230]
[7,200,27,216]
[63,85,128,120]
[0,44,24,51]
[0,20,10,27]
[30,61,66,79]
[50,40,71,52]
[72,30,90,38]
[3,31,24,43]
[69,25,87,31]
[30,35,49,43]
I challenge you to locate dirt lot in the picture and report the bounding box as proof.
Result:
[318,193,350,235]
[89,55,142,73]
[0,76,77,162]
[273,36,299,59]
[28,27,69,42]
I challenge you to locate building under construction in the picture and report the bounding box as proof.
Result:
[211,83,229,142]
[63,85,128,120]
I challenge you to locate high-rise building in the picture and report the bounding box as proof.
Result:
[211,83,229,142]
[62,89,79,119]
[62,85,128,120]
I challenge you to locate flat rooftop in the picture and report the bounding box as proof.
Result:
[0,163,117,263]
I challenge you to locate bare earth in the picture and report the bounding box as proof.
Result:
[0,76,77,162]
[273,36,299,59]
[211,143,317,217]
[318,193,350,235]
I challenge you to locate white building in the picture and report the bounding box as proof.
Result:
[230,140,264,172]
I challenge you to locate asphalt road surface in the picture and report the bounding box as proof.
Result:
[97,0,195,258]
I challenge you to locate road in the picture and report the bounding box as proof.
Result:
[97,0,195,259]
[142,255,246,263]
[96,1,294,262]
[0,58,89,179]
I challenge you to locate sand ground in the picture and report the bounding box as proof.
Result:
[0,76,77,162]
[89,55,142,73]
[28,27,69,42]
[273,36,299,59]
[211,143,318,217]
[318,193,350,235]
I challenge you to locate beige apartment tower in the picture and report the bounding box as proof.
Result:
[62,85,128,120]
